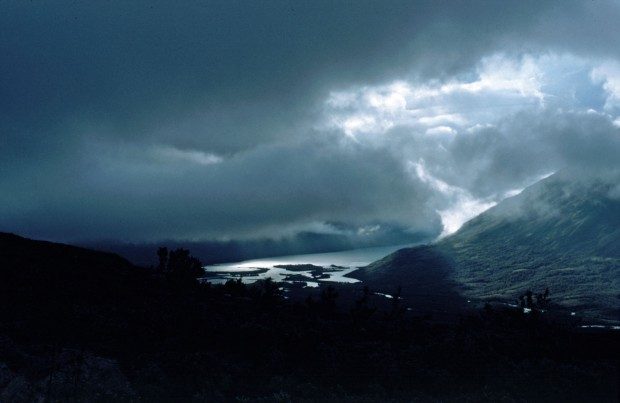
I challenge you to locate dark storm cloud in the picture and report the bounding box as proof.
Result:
[4,1,614,152]
[0,136,441,241]
[1,0,619,243]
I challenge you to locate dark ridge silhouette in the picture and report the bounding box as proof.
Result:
[0,232,618,401]
[0,231,135,272]
[0,232,144,304]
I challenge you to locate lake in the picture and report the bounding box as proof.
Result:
[202,244,412,287]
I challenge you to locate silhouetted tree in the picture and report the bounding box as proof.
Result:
[259,277,281,305]
[224,278,247,297]
[525,290,533,308]
[536,288,550,308]
[157,247,168,272]
[156,247,204,281]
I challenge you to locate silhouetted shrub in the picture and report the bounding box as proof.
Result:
[157,247,204,282]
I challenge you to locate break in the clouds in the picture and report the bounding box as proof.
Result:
[1,1,619,245]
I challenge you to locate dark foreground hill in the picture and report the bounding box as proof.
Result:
[0,232,145,302]
[354,172,620,322]
[0,231,618,401]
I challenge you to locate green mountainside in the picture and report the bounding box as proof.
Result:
[355,173,620,321]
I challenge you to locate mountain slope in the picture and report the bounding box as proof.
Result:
[355,173,620,321]
[0,232,148,308]
[0,232,136,272]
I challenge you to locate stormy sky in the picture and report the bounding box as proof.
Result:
[1,1,619,246]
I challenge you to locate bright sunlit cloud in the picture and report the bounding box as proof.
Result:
[410,160,496,237]
[323,53,553,140]
[154,146,223,166]
[320,53,620,236]
[591,61,620,112]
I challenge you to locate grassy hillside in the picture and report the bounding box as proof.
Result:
[355,173,620,322]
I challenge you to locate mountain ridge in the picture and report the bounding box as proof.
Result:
[354,172,620,322]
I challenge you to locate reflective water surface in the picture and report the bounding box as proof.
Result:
[202,244,412,287]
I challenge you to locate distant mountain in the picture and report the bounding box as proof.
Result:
[354,172,620,321]
[84,228,435,267]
